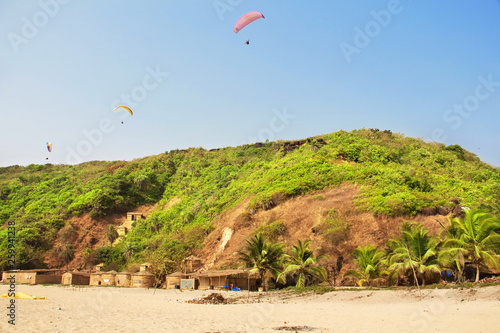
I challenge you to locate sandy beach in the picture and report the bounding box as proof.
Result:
[1,284,500,333]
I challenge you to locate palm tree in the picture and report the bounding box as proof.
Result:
[278,239,329,287]
[344,245,387,287]
[238,232,285,291]
[440,209,500,283]
[106,225,119,245]
[386,222,441,287]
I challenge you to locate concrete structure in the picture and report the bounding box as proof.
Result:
[2,269,63,285]
[139,263,152,272]
[165,272,189,289]
[101,271,117,286]
[115,271,132,287]
[89,271,104,286]
[62,271,90,285]
[131,271,155,288]
[127,212,144,222]
[182,255,203,273]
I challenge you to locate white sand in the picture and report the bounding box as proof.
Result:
[1,284,500,332]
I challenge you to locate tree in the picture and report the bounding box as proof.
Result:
[237,232,285,291]
[440,209,500,283]
[344,245,387,287]
[386,222,441,287]
[82,248,97,270]
[278,239,329,287]
[106,225,119,245]
[58,244,74,270]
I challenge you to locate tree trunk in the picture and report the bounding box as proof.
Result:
[475,263,480,283]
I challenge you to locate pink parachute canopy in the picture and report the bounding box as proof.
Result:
[233,11,265,34]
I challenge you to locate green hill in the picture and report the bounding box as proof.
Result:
[1,129,499,272]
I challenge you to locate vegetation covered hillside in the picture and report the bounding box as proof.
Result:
[1,129,499,274]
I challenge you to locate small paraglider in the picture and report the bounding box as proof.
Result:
[46,142,52,160]
[234,11,264,45]
[233,11,265,34]
[114,105,133,124]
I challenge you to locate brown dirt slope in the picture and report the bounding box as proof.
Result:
[198,183,449,277]
[44,204,157,269]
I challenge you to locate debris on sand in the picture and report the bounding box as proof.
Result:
[187,293,227,305]
[273,326,318,331]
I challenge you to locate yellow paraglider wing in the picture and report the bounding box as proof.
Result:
[114,105,133,116]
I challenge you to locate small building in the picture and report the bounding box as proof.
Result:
[191,270,259,291]
[127,212,144,222]
[115,271,132,287]
[180,278,197,290]
[165,272,189,289]
[101,270,117,286]
[89,271,104,286]
[131,271,155,288]
[182,255,203,273]
[2,269,63,285]
[140,262,152,272]
[62,271,90,285]
[116,225,127,237]
[92,263,104,271]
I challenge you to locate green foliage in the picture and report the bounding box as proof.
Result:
[238,232,286,291]
[1,129,499,270]
[253,220,288,241]
[345,245,388,287]
[386,222,441,286]
[320,209,349,245]
[439,209,500,282]
[278,239,329,287]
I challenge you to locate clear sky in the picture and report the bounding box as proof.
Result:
[1,0,499,167]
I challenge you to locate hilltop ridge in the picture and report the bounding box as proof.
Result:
[1,129,499,276]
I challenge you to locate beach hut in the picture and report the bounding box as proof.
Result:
[2,269,63,285]
[131,271,155,288]
[165,272,189,289]
[182,255,203,273]
[92,263,104,271]
[101,270,117,286]
[62,271,90,286]
[192,270,259,291]
[139,262,152,272]
[115,271,132,287]
[89,271,104,286]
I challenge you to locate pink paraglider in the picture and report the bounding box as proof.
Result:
[233,11,265,34]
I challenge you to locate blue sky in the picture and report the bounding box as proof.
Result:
[1,0,499,167]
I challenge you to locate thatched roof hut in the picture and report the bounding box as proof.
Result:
[115,271,132,287]
[182,255,203,273]
[191,269,258,290]
[101,270,117,286]
[131,271,155,288]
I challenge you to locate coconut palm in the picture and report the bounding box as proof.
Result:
[344,245,387,287]
[386,222,441,287]
[278,239,329,287]
[106,225,119,245]
[237,232,285,291]
[440,209,500,283]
